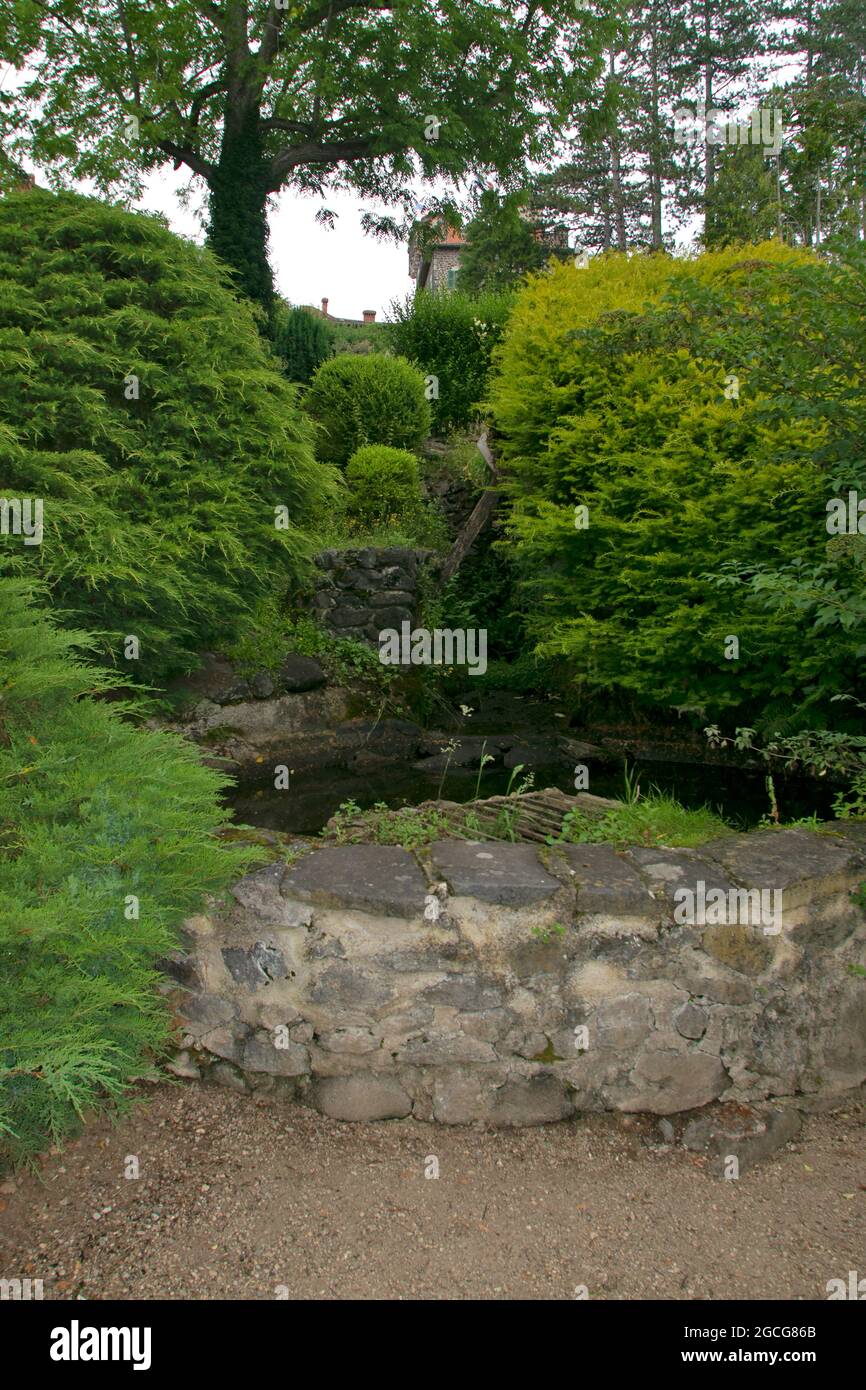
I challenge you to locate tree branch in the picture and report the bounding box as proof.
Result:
[189,78,228,134]
[157,139,217,182]
[296,0,393,32]
[258,2,287,67]
[260,117,319,135]
[193,0,227,33]
[266,134,378,188]
[116,1,142,107]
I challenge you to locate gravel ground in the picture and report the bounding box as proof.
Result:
[1,1081,864,1301]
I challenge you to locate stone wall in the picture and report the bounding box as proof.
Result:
[165,825,866,1125]
[309,546,433,648]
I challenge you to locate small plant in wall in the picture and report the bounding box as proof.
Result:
[530,922,567,944]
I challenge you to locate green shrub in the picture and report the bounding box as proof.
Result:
[273,303,333,383]
[489,242,864,730]
[304,352,431,465]
[345,445,424,527]
[0,190,338,684]
[385,289,513,434]
[456,190,549,294]
[329,321,384,357]
[0,581,255,1167]
[228,602,401,704]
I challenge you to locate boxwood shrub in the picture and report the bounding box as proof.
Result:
[385,288,514,434]
[304,353,431,465]
[345,445,425,528]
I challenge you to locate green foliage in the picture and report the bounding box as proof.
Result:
[329,321,385,357]
[273,304,333,383]
[553,789,732,849]
[345,445,424,529]
[490,241,864,729]
[229,602,399,704]
[328,799,454,849]
[304,352,431,466]
[0,190,338,684]
[0,0,591,310]
[385,289,514,434]
[704,140,781,248]
[457,189,550,293]
[0,581,255,1167]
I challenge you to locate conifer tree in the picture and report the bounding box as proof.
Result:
[0,581,256,1167]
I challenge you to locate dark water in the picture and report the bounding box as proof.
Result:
[227,756,838,838]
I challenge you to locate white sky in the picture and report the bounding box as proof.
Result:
[139,165,418,321]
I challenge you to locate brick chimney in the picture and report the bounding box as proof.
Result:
[362,309,376,324]
[321,297,329,315]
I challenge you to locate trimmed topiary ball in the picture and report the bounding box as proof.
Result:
[304,352,431,466]
[345,444,424,528]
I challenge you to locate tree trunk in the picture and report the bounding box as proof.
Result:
[648,12,664,250]
[607,50,628,252]
[207,102,275,317]
[703,0,715,236]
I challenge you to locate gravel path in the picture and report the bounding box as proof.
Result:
[1,1082,864,1301]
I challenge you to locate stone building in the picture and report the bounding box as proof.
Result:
[407,221,467,293]
[408,214,569,295]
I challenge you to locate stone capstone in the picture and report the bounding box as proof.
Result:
[427,840,561,907]
[282,844,429,918]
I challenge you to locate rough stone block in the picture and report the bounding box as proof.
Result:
[232,863,313,928]
[422,973,503,1011]
[558,843,658,933]
[699,827,859,910]
[178,992,238,1032]
[673,1001,709,1040]
[221,941,288,988]
[308,960,396,1011]
[317,1027,381,1055]
[398,1034,498,1065]
[243,1032,310,1077]
[622,1049,727,1115]
[623,845,737,917]
[489,1075,574,1126]
[283,844,429,918]
[427,841,561,907]
[682,1103,801,1174]
[278,655,326,692]
[311,1074,411,1121]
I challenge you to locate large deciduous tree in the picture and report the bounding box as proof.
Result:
[0,1,592,312]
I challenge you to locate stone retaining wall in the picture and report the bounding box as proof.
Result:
[165,826,866,1125]
[309,546,433,647]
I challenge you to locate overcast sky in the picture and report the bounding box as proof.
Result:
[139,165,419,322]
